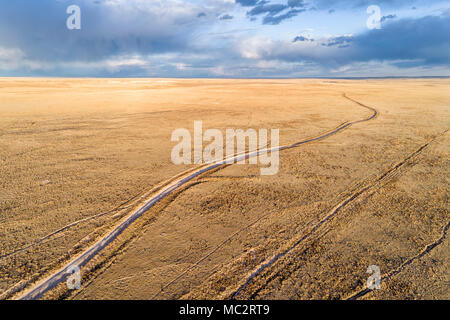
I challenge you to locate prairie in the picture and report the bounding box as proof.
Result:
[0,78,448,299]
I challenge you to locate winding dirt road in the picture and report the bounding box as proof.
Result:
[16,94,377,300]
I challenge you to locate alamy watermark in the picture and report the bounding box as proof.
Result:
[366,265,381,290]
[66,4,384,31]
[366,5,381,30]
[66,265,81,290]
[66,5,81,30]
[171,121,280,176]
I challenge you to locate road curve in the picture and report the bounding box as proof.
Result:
[16,94,377,300]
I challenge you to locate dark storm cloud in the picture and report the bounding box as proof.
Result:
[1,0,449,77]
[0,0,207,63]
[255,13,450,68]
[237,0,441,26]
[352,14,450,65]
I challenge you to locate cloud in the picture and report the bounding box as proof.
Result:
[243,0,307,25]
[0,0,449,77]
[247,4,288,16]
[0,47,25,61]
[0,0,225,63]
[220,14,234,20]
[262,8,305,24]
[312,0,422,10]
[287,0,306,8]
[323,35,353,47]
[236,13,450,71]
[235,0,260,7]
[263,9,306,25]
[380,14,397,22]
[293,36,313,42]
[352,14,450,66]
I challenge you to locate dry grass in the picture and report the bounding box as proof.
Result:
[0,78,448,299]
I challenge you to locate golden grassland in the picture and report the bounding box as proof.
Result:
[0,78,448,299]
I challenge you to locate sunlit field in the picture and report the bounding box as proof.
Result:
[1,78,448,300]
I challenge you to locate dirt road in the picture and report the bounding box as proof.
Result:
[16,94,377,300]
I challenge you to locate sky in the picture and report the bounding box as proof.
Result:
[0,0,449,78]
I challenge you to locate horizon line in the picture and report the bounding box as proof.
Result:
[1,76,450,80]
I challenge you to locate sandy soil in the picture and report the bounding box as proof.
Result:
[0,78,448,300]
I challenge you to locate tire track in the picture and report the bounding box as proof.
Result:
[0,197,137,261]
[230,129,447,299]
[0,165,218,262]
[151,206,279,299]
[144,94,377,299]
[14,94,376,300]
[347,220,450,300]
